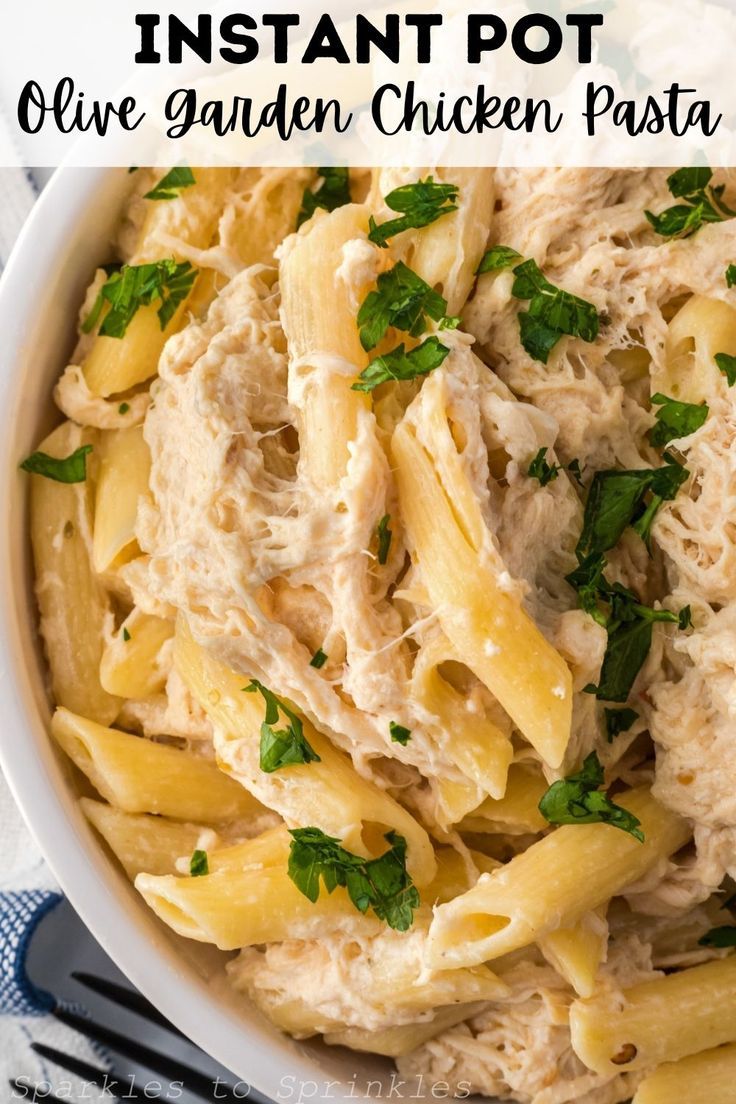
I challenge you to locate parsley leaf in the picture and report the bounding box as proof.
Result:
[357,262,448,351]
[511,259,600,364]
[309,648,328,669]
[567,558,687,702]
[368,177,459,248]
[144,166,196,201]
[83,260,198,339]
[352,336,450,393]
[679,605,693,630]
[287,827,419,931]
[538,752,644,841]
[604,707,639,743]
[667,167,714,196]
[297,167,351,229]
[716,352,736,386]
[596,601,679,703]
[244,679,321,773]
[576,458,688,559]
[698,926,736,948]
[477,245,522,274]
[649,393,708,448]
[376,514,392,565]
[645,167,735,239]
[389,722,412,745]
[727,265,736,288]
[122,627,131,642]
[20,444,92,484]
[118,402,130,415]
[528,447,561,487]
[189,849,209,877]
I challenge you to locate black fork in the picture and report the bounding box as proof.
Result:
[9,972,257,1102]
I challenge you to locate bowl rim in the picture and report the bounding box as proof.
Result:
[0,165,387,1103]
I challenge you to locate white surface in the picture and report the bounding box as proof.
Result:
[0,165,409,1102]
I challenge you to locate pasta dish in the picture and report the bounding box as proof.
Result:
[24,164,736,1103]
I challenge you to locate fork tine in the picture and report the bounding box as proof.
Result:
[9,1078,67,1103]
[52,1007,243,1102]
[70,972,187,1038]
[28,1044,155,1101]
[29,1043,108,1085]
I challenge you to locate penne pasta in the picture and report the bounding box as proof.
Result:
[29,421,121,725]
[279,202,372,488]
[632,1043,736,1104]
[393,373,572,768]
[92,425,150,573]
[570,955,736,1074]
[656,294,736,403]
[135,863,365,950]
[426,788,690,968]
[99,608,174,699]
[51,707,262,824]
[80,797,213,878]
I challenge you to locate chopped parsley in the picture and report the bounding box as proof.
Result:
[645,167,736,239]
[716,352,736,386]
[376,514,392,565]
[82,260,198,339]
[567,556,687,702]
[20,444,92,484]
[575,456,689,559]
[297,167,351,228]
[309,648,328,669]
[727,265,736,289]
[698,926,736,948]
[510,259,600,364]
[604,706,639,743]
[118,402,130,415]
[244,679,321,773]
[648,393,708,448]
[357,262,449,352]
[189,849,209,877]
[538,752,644,841]
[352,336,450,393]
[122,626,131,642]
[389,722,412,746]
[287,827,419,931]
[144,166,196,201]
[477,245,522,274]
[368,177,458,248]
[528,447,561,487]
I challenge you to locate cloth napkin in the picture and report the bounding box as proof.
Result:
[0,162,112,1097]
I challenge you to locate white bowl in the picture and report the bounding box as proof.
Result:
[0,166,402,1101]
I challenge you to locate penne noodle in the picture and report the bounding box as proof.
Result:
[570,956,736,1075]
[426,788,690,968]
[92,425,150,573]
[51,706,262,824]
[29,421,121,725]
[99,608,174,699]
[279,202,372,489]
[632,1043,736,1104]
[393,374,572,768]
[80,798,213,879]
